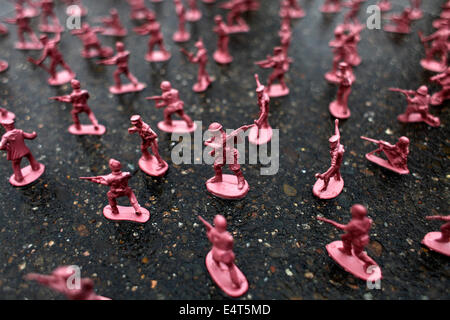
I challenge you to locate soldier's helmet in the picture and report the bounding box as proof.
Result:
[109,158,122,171]
[417,85,428,96]
[1,119,15,130]
[351,204,367,218]
[71,79,81,89]
[214,215,227,231]
[208,122,223,132]
[130,115,142,125]
[398,136,410,146]
[160,81,172,91]
[214,15,222,24]
[116,41,125,51]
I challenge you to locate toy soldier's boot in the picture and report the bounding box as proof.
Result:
[71,112,82,130]
[127,72,139,87]
[151,143,165,168]
[108,196,120,215]
[227,263,241,289]
[87,111,99,130]
[163,109,173,127]
[12,160,24,182]
[437,223,450,242]
[180,112,194,127]
[209,167,223,183]
[128,192,142,215]
[355,250,377,272]
[234,170,245,190]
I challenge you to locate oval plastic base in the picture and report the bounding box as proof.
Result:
[39,24,64,33]
[102,28,127,37]
[422,232,450,256]
[329,101,351,119]
[320,5,341,13]
[313,176,344,199]
[9,164,45,187]
[172,31,190,43]
[81,47,113,59]
[186,10,202,22]
[420,59,446,73]
[397,113,440,127]
[365,153,409,175]
[48,70,76,86]
[145,50,171,62]
[289,9,305,19]
[248,125,273,145]
[193,80,212,93]
[139,156,168,177]
[206,174,249,200]
[268,84,289,98]
[227,24,250,34]
[109,82,146,94]
[103,205,150,223]
[213,51,233,65]
[68,124,106,136]
[383,25,410,34]
[157,120,197,133]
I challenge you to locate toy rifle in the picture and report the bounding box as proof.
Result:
[198,216,213,231]
[146,96,165,108]
[360,136,384,145]
[389,88,415,97]
[79,176,105,184]
[255,56,273,68]
[426,215,450,222]
[180,48,194,61]
[49,96,70,103]
[317,216,346,230]
[96,57,116,65]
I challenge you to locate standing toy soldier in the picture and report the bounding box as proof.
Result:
[146,81,197,133]
[313,119,344,199]
[181,39,213,92]
[317,204,382,281]
[249,74,272,145]
[409,0,422,20]
[38,0,63,33]
[63,0,88,17]
[128,115,168,177]
[4,4,43,50]
[430,67,450,105]
[361,136,410,174]
[204,122,254,199]
[0,119,45,187]
[221,0,249,33]
[97,42,146,95]
[377,0,391,12]
[329,62,353,119]
[321,0,342,13]
[255,46,292,98]
[390,86,441,127]
[71,23,114,59]
[0,59,8,73]
[26,266,110,300]
[422,215,450,256]
[279,24,292,57]
[173,0,190,42]
[134,13,171,62]
[419,24,449,73]
[325,32,356,84]
[186,0,202,22]
[0,108,15,122]
[383,8,412,34]
[198,215,248,297]
[28,33,76,86]
[98,8,127,37]
[80,159,150,223]
[213,15,232,64]
[279,0,305,19]
[14,0,40,18]
[127,0,152,20]
[330,24,363,67]
[49,79,106,135]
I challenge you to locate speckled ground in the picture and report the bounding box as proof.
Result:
[0,0,448,300]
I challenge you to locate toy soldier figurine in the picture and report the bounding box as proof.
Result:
[317,204,382,281]
[71,23,114,59]
[146,81,197,133]
[342,0,365,29]
[28,33,76,86]
[26,266,110,300]
[173,0,190,42]
[99,8,127,37]
[422,215,450,256]
[0,59,8,73]
[80,159,150,223]
[221,0,249,33]
[204,122,254,199]
[409,0,422,20]
[186,0,202,22]
[213,15,232,64]
[255,46,292,98]
[63,0,88,17]
[0,108,15,122]
[390,86,441,127]
[14,0,40,18]
[383,8,412,34]
[313,119,344,199]
[330,24,363,67]
[377,0,391,12]
[133,11,159,34]
[127,0,152,20]
[419,24,449,73]
[134,13,171,62]
[198,215,248,298]
[181,39,213,92]
[329,62,353,119]
[128,115,168,177]
[249,74,272,145]
[4,4,43,50]
[433,2,450,29]
[279,0,305,19]
[430,67,450,105]
[321,0,342,13]
[0,119,45,187]
[38,0,63,33]
[279,24,292,57]
[97,42,146,94]
[361,136,410,174]
[49,79,106,135]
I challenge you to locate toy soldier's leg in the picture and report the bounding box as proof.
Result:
[85,108,99,128]
[59,59,74,74]
[107,191,119,214]
[113,69,123,88]
[71,109,82,129]
[159,40,169,54]
[150,140,165,166]
[230,154,245,190]
[210,161,224,183]
[25,152,40,171]
[163,107,174,125]
[267,71,276,90]
[176,110,194,127]
[225,262,241,288]
[126,70,139,86]
[126,189,142,215]
[353,245,377,271]
[340,87,352,111]
[141,141,152,160]
[49,60,58,79]
[339,233,353,255]
[279,73,287,90]
[12,159,24,182]
[149,39,157,54]
[437,222,450,242]
[18,29,26,44]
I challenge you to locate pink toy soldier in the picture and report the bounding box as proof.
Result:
[4,5,43,50]
[390,86,441,127]
[173,0,190,42]
[0,119,45,187]
[63,0,88,17]
[434,1,450,29]
[0,108,15,122]
[317,204,382,281]
[38,0,63,33]
[383,8,412,34]
[221,0,249,33]
[198,215,248,297]
[213,15,232,64]
[409,0,422,20]
[280,0,305,19]
[0,23,8,35]
[14,0,40,18]
[279,0,293,30]
[422,215,450,256]
[279,24,292,56]
[342,0,365,29]
[329,62,353,119]
[419,25,449,73]
[134,13,171,62]
[249,74,272,145]
[204,122,254,199]
[377,0,391,12]
[80,159,150,223]
[321,0,342,13]
[128,115,168,177]
[0,60,8,73]
[361,136,410,175]
[98,9,127,37]
[127,0,152,20]
[313,119,344,199]
[71,23,114,59]
[49,79,106,135]
[430,67,450,106]
[97,42,146,95]
[330,24,362,67]
[186,0,202,22]
[28,33,76,86]
[181,40,213,93]
[146,81,197,133]
[255,46,292,98]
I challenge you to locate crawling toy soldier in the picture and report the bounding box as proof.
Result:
[361,136,410,174]
[0,108,15,122]
[71,23,113,59]
[99,8,127,37]
[249,74,272,145]
[419,24,450,73]
[422,215,450,256]
[38,0,63,33]
[134,13,171,62]
[181,39,213,92]
[430,67,450,106]
[4,4,43,50]
[213,15,232,64]
[329,62,353,119]
[173,0,190,42]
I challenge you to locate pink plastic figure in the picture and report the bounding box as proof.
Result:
[361,136,410,174]
[204,122,254,199]
[213,15,232,64]
[14,0,40,18]
[173,0,190,42]
[279,24,292,57]
[419,24,449,73]
[133,11,159,34]
[49,79,106,135]
[71,23,114,59]
[134,13,171,62]
[342,0,365,28]
[127,0,152,20]
[198,215,248,297]
[186,0,202,22]
[128,115,168,177]
[97,42,146,95]
[98,9,127,37]
[430,67,450,106]
[313,119,344,199]
[279,0,293,29]
[221,0,249,33]
[409,0,422,20]
[255,46,292,98]
[249,74,272,145]
[181,40,213,92]
[329,24,362,68]
[0,108,15,122]
[38,0,63,33]
[26,266,110,300]
[4,5,43,50]
[422,215,450,256]
[317,204,382,281]
[329,62,353,119]
[383,8,412,34]
[0,119,45,187]
[28,33,76,86]
[434,1,450,29]
[390,86,441,127]
[321,0,342,13]
[0,23,8,35]
[0,60,8,73]
[80,159,150,223]
[146,81,197,133]
[377,0,391,12]
[63,0,88,17]
[280,0,305,19]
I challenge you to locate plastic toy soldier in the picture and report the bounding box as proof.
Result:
[0,108,15,122]
[383,8,412,34]
[361,136,410,174]
[4,4,43,50]
[377,0,391,12]
[127,0,152,20]
[249,74,272,145]
[0,119,45,187]
[63,0,88,17]
[419,24,450,73]
[28,33,76,86]
[146,81,197,133]
[49,79,106,135]
[26,266,110,300]
[221,0,249,33]
[173,0,190,42]
[97,42,146,95]
[38,0,63,33]
[14,0,40,18]
[329,62,353,119]
[134,13,171,62]
[198,215,248,297]
[390,86,440,127]
[0,59,8,73]
[213,15,232,64]
[342,0,365,29]
[204,122,254,199]
[133,11,159,34]
[279,24,292,56]
[430,67,450,106]
[181,39,213,92]
[279,0,305,19]
[71,23,114,59]
[313,119,344,199]
[255,46,292,98]
[98,9,127,37]
[321,0,342,13]
[80,159,150,223]
[128,115,169,177]
[317,204,382,281]
[329,24,363,68]
[409,0,422,20]
[422,215,450,256]
[186,0,202,22]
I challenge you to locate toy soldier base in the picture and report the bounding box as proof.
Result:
[313,176,344,199]
[206,175,249,200]
[68,124,106,136]
[365,153,409,175]
[249,125,272,145]
[193,78,212,93]
[422,232,450,256]
[48,70,76,86]
[103,205,150,223]
[420,59,446,73]
[0,60,8,73]
[397,112,440,127]
[213,51,232,65]
[157,120,197,134]
[145,50,171,63]
[9,163,45,187]
[173,30,190,43]
[329,101,350,119]
[139,156,168,177]
[186,7,202,22]
[267,84,289,98]
[110,83,146,95]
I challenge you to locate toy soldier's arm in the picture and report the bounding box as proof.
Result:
[133,25,150,35]
[128,126,138,134]
[34,47,50,65]
[421,32,438,43]
[80,176,108,185]
[50,95,71,103]
[426,216,450,222]
[255,57,275,68]
[146,96,166,108]
[430,73,446,82]
[317,217,347,230]
[3,17,17,25]
[180,48,194,62]
[97,55,117,65]
[333,119,340,140]
[229,124,254,138]
[23,131,38,140]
